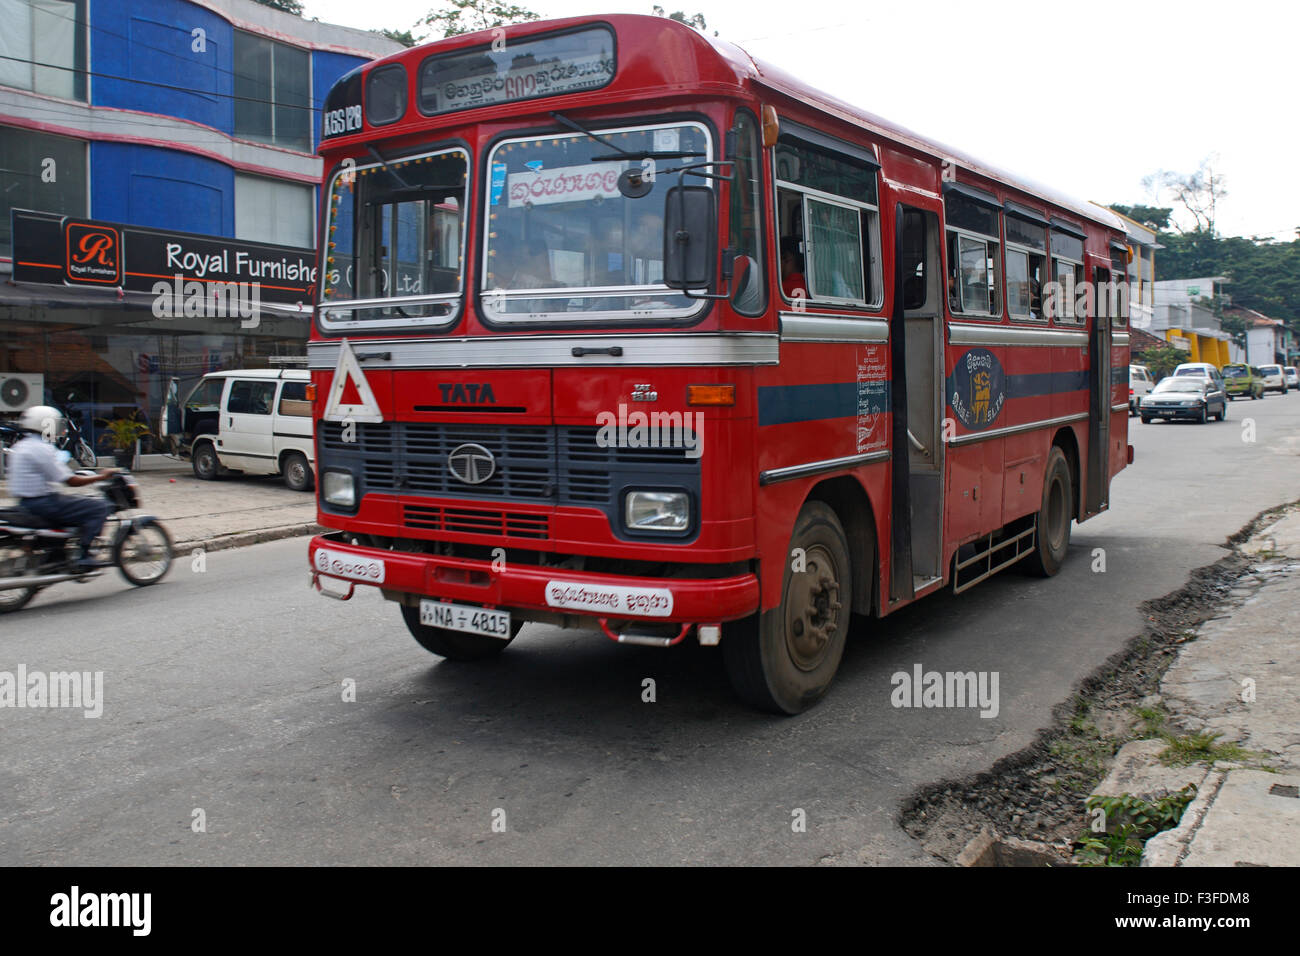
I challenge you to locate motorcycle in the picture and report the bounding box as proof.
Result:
[56,409,99,469]
[1,409,96,467]
[0,471,173,613]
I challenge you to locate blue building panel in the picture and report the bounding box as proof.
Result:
[312,50,364,150]
[90,142,234,236]
[90,0,232,133]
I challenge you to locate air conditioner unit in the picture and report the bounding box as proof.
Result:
[0,373,44,411]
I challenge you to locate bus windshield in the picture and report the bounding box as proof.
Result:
[319,147,469,331]
[482,121,711,322]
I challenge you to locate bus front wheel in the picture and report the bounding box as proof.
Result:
[1024,446,1073,577]
[399,603,519,660]
[724,501,852,715]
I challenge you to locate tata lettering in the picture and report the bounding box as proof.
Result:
[438,383,497,404]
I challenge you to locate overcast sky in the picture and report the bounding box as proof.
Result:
[303,0,1294,240]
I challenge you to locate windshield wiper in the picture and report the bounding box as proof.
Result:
[550,111,703,162]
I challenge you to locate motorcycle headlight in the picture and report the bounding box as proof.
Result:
[625,490,690,533]
[322,470,356,508]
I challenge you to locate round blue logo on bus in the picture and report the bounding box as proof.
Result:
[949,348,1006,431]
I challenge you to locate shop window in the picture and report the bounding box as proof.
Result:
[0,125,87,257]
[235,174,314,248]
[234,31,311,151]
[0,0,87,100]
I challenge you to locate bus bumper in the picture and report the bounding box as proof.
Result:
[307,532,760,624]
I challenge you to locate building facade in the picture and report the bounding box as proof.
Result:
[0,0,399,447]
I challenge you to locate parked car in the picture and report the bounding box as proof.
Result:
[1221,363,1266,401]
[1258,364,1288,394]
[175,369,315,491]
[1128,365,1154,415]
[1286,367,1299,390]
[1140,375,1227,424]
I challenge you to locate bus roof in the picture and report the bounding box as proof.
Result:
[336,14,1122,234]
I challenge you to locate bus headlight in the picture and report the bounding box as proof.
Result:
[625,491,690,532]
[322,470,356,508]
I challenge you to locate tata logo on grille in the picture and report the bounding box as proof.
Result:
[447,443,496,484]
[438,383,496,404]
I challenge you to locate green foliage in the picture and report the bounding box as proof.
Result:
[104,418,150,451]
[1075,786,1197,866]
[652,6,710,31]
[1136,344,1185,381]
[379,28,418,47]
[1111,204,1173,232]
[420,0,541,38]
[251,0,303,14]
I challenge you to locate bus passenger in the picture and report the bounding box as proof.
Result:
[781,236,806,300]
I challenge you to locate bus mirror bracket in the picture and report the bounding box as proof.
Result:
[662,160,734,299]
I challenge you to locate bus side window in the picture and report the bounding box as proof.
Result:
[943,189,1001,318]
[773,131,881,309]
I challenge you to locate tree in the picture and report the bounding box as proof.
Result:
[378,28,418,47]
[652,6,714,34]
[1109,204,1173,232]
[419,0,540,39]
[1136,344,1187,382]
[251,0,303,14]
[1142,157,1229,237]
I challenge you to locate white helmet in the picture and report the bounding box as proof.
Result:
[18,405,66,441]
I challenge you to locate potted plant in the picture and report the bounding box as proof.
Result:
[103,418,150,468]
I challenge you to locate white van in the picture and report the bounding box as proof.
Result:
[182,369,315,491]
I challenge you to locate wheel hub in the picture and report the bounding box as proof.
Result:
[785,546,843,672]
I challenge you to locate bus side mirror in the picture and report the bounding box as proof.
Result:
[663,185,716,290]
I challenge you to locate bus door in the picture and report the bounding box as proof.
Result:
[890,204,945,601]
[1084,259,1112,516]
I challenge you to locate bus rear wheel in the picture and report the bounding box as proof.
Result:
[724,501,852,715]
[1024,446,1072,577]
[399,603,519,660]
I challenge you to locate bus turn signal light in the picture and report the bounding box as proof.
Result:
[761,105,779,148]
[305,383,317,402]
[688,385,735,406]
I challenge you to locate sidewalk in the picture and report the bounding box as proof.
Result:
[1094,507,1300,866]
[1,462,320,553]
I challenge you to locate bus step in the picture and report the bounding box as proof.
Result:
[952,520,1037,594]
[598,619,692,647]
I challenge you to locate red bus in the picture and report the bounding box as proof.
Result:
[306,14,1132,713]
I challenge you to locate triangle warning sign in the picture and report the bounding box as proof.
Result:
[322,338,383,423]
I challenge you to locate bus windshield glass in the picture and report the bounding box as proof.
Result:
[482,121,711,322]
[319,147,469,331]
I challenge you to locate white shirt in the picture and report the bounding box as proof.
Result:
[6,434,73,498]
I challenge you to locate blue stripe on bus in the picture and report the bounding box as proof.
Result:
[757,382,889,426]
[762,370,1089,427]
[1005,370,1090,398]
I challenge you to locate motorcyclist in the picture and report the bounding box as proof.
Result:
[6,405,118,569]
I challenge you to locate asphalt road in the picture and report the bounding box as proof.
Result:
[3,392,1298,865]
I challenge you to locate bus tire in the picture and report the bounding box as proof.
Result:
[1024,446,1072,577]
[724,501,851,715]
[399,603,518,660]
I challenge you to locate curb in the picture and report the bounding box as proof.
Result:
[174,522,321,555]
[1141,770,1226,866]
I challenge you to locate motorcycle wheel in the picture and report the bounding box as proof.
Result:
[0,541,39,613]
[73,439,97,468]
[114,519,173,586]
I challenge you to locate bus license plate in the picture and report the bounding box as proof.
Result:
[419,599,511,639]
